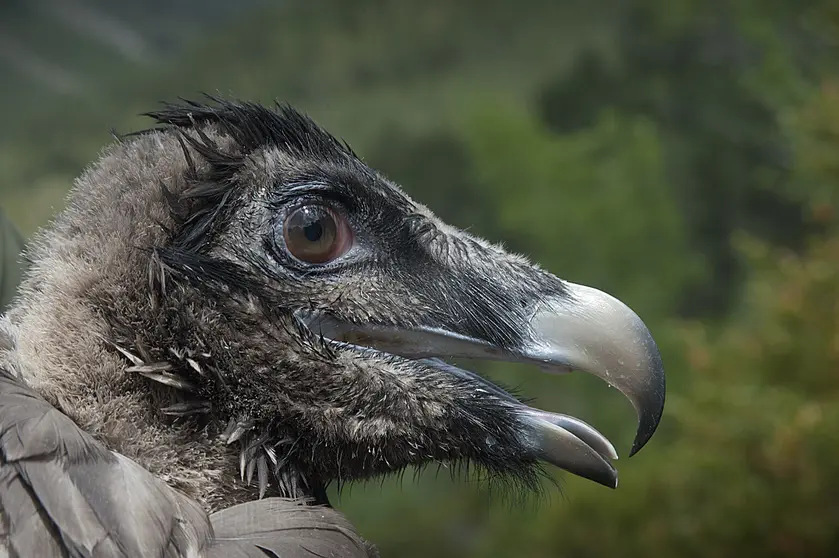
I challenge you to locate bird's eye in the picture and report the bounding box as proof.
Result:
[282,205,352,264]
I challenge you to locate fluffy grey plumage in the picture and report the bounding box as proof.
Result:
[0,98,665,557]
[0,358,368,557]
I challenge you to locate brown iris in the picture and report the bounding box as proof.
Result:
[282,205,352,264]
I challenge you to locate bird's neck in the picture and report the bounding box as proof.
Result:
[0,304,257,512]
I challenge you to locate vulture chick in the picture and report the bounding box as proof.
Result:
[0,99,665,557]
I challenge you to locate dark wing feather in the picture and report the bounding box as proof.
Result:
[0,367,212,557]
[209,499,376,558]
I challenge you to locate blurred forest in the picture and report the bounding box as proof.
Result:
[2,0,839,556]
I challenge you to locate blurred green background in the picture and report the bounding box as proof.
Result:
[2,0,839,556]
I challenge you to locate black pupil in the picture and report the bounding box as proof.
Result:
[304,221,323,242]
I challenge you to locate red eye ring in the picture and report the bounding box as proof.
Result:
[282,205,353,264]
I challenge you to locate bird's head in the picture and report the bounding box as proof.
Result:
[16,99,665,504]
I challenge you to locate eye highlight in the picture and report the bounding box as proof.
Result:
[282,205,353,264]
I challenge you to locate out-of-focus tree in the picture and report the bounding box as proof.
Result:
[460,103,702,322]
[367,128,492,236]
[537,0,827,319]
[502,14,839,555]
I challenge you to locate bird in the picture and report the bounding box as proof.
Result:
[0,97,666,557]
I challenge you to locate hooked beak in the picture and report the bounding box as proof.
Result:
[296,281,665,489]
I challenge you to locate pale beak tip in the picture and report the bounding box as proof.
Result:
[531,284,667,459]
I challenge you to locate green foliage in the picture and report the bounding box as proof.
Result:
[459,103,701,319]
[536,0,825,318]
[0,0,604,187]
[578,233,839,557]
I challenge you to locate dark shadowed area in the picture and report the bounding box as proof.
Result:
[1,0,838,556]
